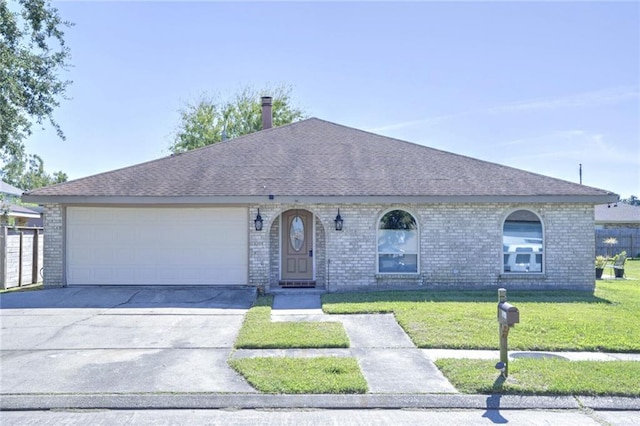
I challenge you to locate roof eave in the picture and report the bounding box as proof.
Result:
[8,211,41,219]
[22,193,619,205]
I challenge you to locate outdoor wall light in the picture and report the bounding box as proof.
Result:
[334,209,343,231]
[254,208,263,231]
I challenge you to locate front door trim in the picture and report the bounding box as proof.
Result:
[279,209,315,281]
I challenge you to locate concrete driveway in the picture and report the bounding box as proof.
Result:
[0,286,257,394]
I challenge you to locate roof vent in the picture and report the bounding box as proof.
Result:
[261,96,273,130]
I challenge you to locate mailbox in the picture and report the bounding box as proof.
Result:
[498,302,519,326]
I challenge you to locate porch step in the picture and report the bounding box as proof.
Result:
[270,285,326,295]
[278,280,316,288]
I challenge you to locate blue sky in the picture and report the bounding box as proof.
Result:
[24,1,640,198]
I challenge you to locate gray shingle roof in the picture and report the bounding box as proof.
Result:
[25,118,615,200]
[1,181,24,196]
[7,204,41,218]
[595,203,640,223]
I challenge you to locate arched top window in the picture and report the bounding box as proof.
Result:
[503,210,543,273]
[377,210,418,273]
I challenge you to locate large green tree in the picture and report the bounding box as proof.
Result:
[1,0,73,155]
[1,151,66,190]
[169,85,305,154]
[622,195,639,206]
[1,0,72,189]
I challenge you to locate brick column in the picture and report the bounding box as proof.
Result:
[248,206,271,291]
[43,204,64,288]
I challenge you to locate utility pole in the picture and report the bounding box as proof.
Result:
[579,163,582,185]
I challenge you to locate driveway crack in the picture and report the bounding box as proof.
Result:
[190,292,223,305]
[28,291,145,349]
[32,314,101,350]
[111,289,143,308]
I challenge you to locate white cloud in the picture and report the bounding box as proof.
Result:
[368,113,460,133]
[487,86,640,114]
[367,86,640,133]
[497,130,636,165]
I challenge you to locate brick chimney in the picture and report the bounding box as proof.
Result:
[261,96,273,130]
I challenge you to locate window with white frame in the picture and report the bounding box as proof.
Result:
[377,210,418,273]
[503,210,543,273]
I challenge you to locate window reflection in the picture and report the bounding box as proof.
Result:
[503,210,543,273]
[378,210,418,273]
[290,216,304,251]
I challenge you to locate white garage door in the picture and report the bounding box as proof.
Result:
[66,207,248,285]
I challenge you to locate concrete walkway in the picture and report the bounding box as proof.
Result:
[233,294,640,394]
[244,294,451,394]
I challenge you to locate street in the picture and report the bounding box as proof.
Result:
[2,408,639,425]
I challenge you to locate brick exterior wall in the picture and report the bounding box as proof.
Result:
[42,202,596,292]
[43,204,64,288]
[251,202,596,292]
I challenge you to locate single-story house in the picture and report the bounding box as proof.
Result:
[23,98,618,292]
[595,203,640,257]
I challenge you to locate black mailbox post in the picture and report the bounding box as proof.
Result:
[497,288,519,377]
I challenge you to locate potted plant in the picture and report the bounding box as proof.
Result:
[595,255,607,279]
[612,251,627,279]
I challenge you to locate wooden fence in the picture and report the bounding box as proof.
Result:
[0,226,44,290]
[595,228,640,258]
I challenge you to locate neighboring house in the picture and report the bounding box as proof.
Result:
[595,203,640,257]
[1,181,23,197]
[1,181,42,227]
[24,100,617,292]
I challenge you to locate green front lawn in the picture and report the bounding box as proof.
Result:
[229,357,368,394]
[436,358,640,396]
[322,260,640,352]
[234,295,350,349]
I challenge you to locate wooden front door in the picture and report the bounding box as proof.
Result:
[281,210,313,280]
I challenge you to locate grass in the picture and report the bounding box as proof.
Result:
[436,358,640,396]
[231,296,361,394]
[229,357,368,394]
[234,295,350,349]
[322,260,640,352]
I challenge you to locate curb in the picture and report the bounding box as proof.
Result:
[1,393,639,411]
